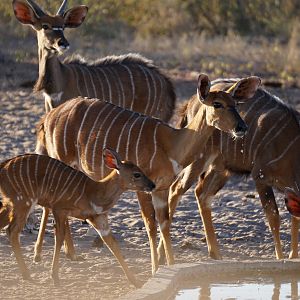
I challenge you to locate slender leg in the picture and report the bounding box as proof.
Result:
[51,210,67,285]
[255,182,284,259]
[195,169,229,260]
[289,216,299,259]
[7,207,31,280]
[136,191,158,275]
[34,207,50,262]
[152,190,174,266]
[87,214,142,288]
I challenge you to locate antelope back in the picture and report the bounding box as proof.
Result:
[38,97,169,181]
[180,78,300,192]
[0,154,89,207]
[60,54,176,121]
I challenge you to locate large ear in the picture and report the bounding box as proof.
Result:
[12,0,43,25]
[285,188,300,218]
[63,6,88,28]
[227,76,261,100]
[103,148,122,170]
[197,73,211,102]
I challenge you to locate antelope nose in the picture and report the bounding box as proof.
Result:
[58,39,69,50]
[150,182,156,191]
[234,122,248,137]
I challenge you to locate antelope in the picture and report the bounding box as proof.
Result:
[0,149,155,287]
[34,74,261,274]
[166,78,300,261]
[12,0,175,120]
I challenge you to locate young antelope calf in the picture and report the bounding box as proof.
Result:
[0,149,155,287]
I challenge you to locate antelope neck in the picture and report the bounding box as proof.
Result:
[169,104,214,168]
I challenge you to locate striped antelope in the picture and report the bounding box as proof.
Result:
[0,150,155,287]
[12,0,175,119]
[166,78,300,261]
[34,74,261,274]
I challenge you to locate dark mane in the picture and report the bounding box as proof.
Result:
[64,53,157,70]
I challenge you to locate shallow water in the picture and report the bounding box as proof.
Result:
[175,274,300,300]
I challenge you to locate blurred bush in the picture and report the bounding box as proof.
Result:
[1,0,299,39]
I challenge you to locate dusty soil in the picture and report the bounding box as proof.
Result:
[0,55,300,300]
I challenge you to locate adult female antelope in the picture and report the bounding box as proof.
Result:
[0,149,155,287]
[12,0,175,119]
[167,78,300,260]
[34,74,260,274]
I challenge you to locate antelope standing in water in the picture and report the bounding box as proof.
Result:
[167,78,300,261]
[34,74,260,274]
[12,0,175,119]
[0,149,155,287]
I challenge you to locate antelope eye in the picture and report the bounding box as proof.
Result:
[42,24,50,30]
[213,102,223,109]
[133,172,141,179]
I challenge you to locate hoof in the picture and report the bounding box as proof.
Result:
[33,254,42,263]
[66,254,85,261]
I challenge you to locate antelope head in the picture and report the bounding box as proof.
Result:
[12,0,88,55]
[197,74,261,138]
[103,148,156,193]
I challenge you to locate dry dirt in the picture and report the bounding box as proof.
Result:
[0,55,300,300]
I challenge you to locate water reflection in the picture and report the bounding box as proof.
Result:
[176,275,300,300]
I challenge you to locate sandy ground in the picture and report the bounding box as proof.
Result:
[0,58,300,300]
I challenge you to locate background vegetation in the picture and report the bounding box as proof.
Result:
[1,0,300,84]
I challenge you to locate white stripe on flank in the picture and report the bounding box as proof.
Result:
[101,108,126,176]
[19,156,30,198]
[149,123,160,171]
[93,67,105,100]
[136,117,148,166]
[145,68,157,116]
[65,173,85,202]
[84,104,112,172]
[73,177,88,206]
[44,159,59,197]
[116,111,137,153]
[252,112,288,161]
[121,64,135,110]
[5,161,19,195]
[34,155,40,186]
[92,106,119,176]
[97,68,112,101]
[40,159,52,198]
[248,104,279,161]
[243,99,271,164]
[154,72,163,118]
[110,68,125,107]
[84,66,97,97]
[76,99,98,171]
[52,165,69,200]
[47,160,61,197]
[78,67,91,97]
[52,169,78,204]
[125,115,141,161]
[63,100,82,156]
[266,135,300,166]
[26,155,35,197]
[137,65,151,115]
[67,64,82,95]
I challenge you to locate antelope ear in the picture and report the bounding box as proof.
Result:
[197,73,211,102]
[13,0,39,25]
[103,148,122,170]
[285,188,300,218]
[63,5,88,28]
[227,76,261,101]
